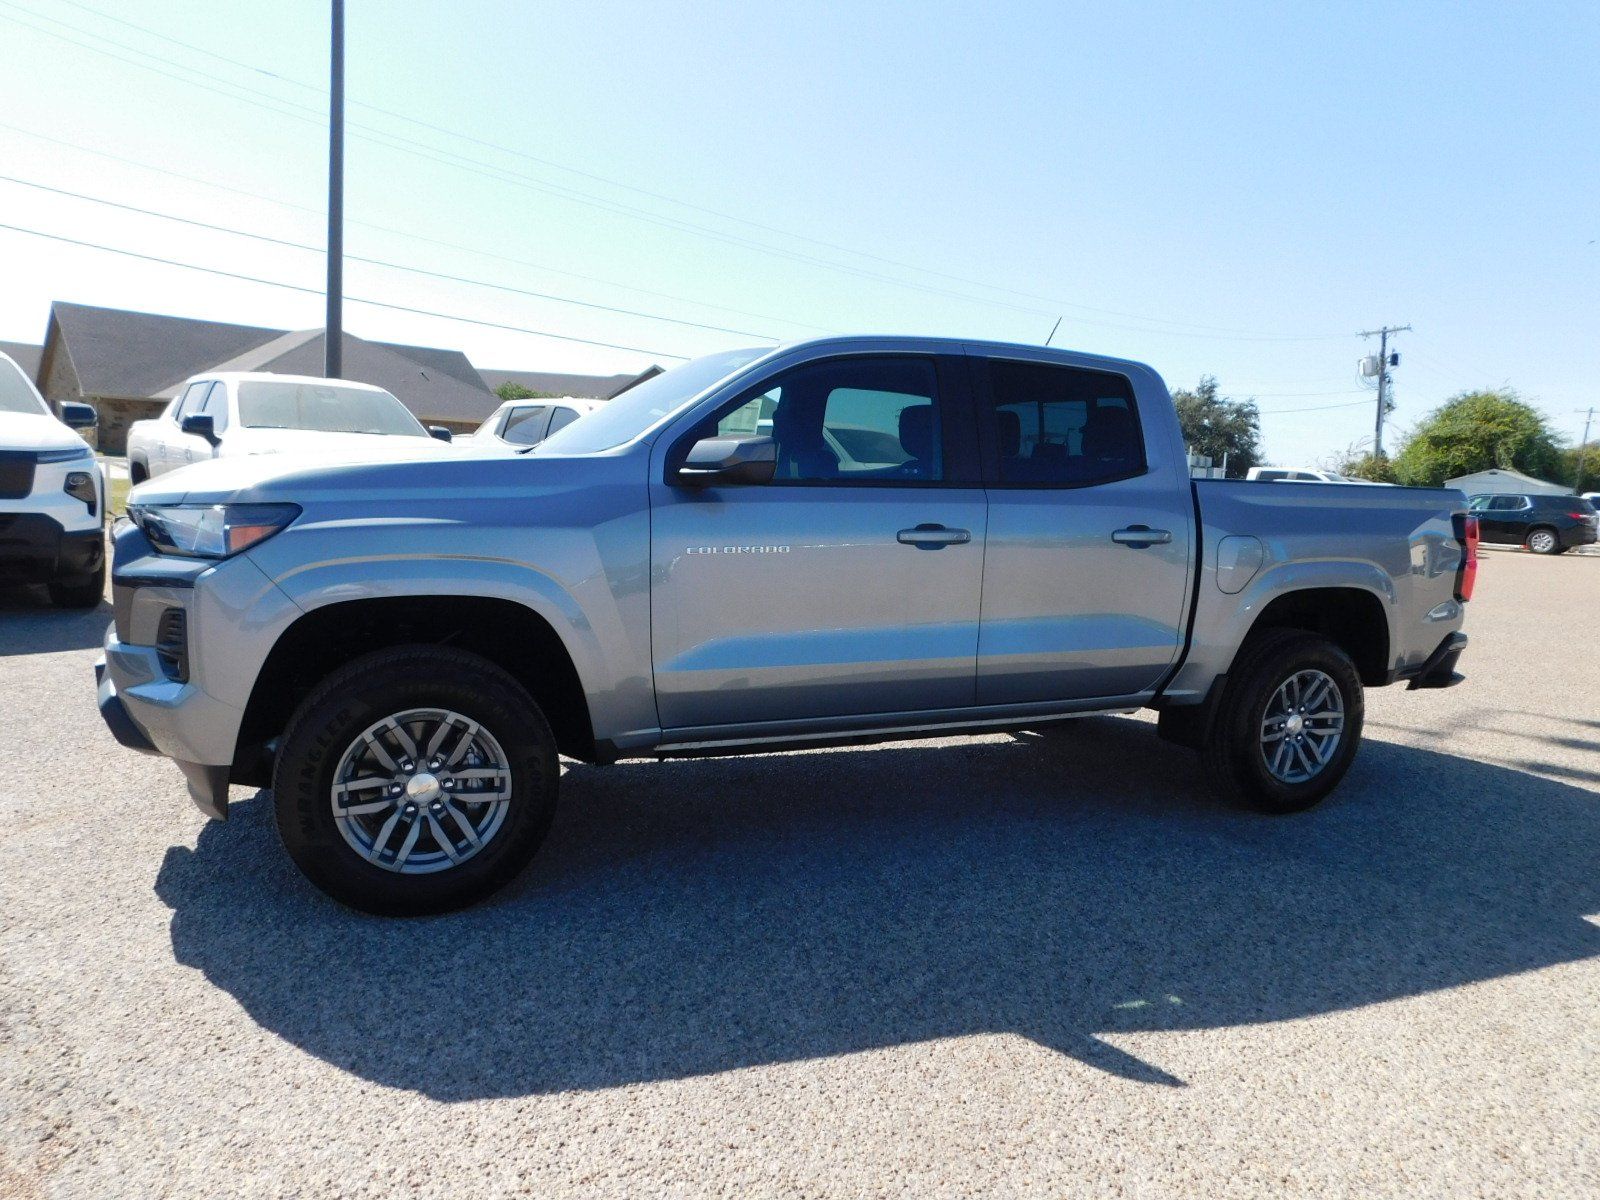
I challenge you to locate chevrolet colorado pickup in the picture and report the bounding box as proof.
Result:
[97,337,1476,914]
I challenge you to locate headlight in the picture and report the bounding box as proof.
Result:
[37,445,93,464]
[130,502,301,558]
[64,470,98,515]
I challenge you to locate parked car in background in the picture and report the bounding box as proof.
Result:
[463,397,605,451]
[1466,493,1598,554]
[125,373,459,483]
[99,335,1474,914]
[1246,466,1386,484]
[0,350,105,606]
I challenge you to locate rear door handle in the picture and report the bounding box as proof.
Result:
[1112,525,1173,547]
[897,523,971,548]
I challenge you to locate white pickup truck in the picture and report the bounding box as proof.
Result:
[125,372,460,483]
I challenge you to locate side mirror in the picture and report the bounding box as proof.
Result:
[674,435,776,487]
[428,425,454,442]
[60,401,97,429]
[181,413,219,447]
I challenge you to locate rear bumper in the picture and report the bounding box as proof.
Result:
[1560,524,1598,548]
[0,514,104,584]
[1405,632,1468,690]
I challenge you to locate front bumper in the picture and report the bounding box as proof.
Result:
[95,649,235,825]
[0,513,104,584]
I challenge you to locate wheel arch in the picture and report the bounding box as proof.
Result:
[233,594,597,785]
[1240,585,1391,685]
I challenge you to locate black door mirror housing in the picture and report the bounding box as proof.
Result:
[60,401,98,430]
[181,413,220,446]
[675,435,777,487]
[428,426,454,442]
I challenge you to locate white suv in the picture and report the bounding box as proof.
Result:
[0,351,105,606]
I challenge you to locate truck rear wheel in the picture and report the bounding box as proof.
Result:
[272,645,559,915]
[1202,630,1364,813]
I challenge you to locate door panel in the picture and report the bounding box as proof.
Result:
[978,474,1193,701]
[970,354,1193,703]
[649,352,985,731]
[651,486,986,728]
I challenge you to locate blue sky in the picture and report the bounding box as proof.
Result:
[0,0,1595,464]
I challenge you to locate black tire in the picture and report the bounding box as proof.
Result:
[48,557,105,609]
[129,460,148,485]
[273,645,559,915]
[1202,629,1364,814]
[1526,526,1560,555]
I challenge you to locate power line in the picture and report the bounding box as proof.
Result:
[0,172,781,340]
[0,0,1356,345]
[47,0,1357,341]
[0,221,689,359]
[0,119,832,334]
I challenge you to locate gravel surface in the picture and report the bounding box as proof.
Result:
[2,550,1596,1198]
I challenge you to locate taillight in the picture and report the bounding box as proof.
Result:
[1452,513,1478,602]
[1568,511,1593,521]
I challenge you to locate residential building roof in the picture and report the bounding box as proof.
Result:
[39,301,496,424]
[478,368,642,399]
[0,340,43,380]
[158,329,497,423]
[1445,467,1570,494]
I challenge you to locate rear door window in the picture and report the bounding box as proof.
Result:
[546,406,582,436]
[978,359,1145,486]
[501,406,552,446]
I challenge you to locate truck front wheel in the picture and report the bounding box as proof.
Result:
[272,645,559,915]
[1202,630,1364,813]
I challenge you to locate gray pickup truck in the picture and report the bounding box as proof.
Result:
[98,337,1476,914]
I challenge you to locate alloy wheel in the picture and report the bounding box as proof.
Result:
[1259,669,1345,784]
[329,708,513,874]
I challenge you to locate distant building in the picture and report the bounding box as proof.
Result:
[35,302,497,454]
[479,364,664,400]
[0,340,42,379]
[1445,467,1570,496]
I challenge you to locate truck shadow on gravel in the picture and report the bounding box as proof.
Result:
[154,718,1600,1098]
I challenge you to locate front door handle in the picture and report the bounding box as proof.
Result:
[897,523,971,548]
[1112,525,1173,547]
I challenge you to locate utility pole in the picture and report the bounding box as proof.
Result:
[1358,324,1410,458]
[1577,406,1596,491]
[325,0,345,378]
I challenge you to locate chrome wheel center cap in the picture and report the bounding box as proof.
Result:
[405,772,441,804]
[1285,713,1306,737]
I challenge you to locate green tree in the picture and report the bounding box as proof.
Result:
[1171,376,1261,477]
[494,381,558,403]
[1390,388,1563,487]
[1331,446,1399,483]
[1560,442,1600,493]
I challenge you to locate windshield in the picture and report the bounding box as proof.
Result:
[534,347,768,454]
[237,381,427,437]
[0,356,49,417]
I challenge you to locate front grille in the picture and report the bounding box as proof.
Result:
[0,451,36,499]
[155,607,189,682]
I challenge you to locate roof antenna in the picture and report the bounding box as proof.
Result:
[1044,316,1063,347]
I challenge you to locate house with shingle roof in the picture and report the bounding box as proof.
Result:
[36,301,498,454]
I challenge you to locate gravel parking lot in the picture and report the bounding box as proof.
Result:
[2,550,1596,1198]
